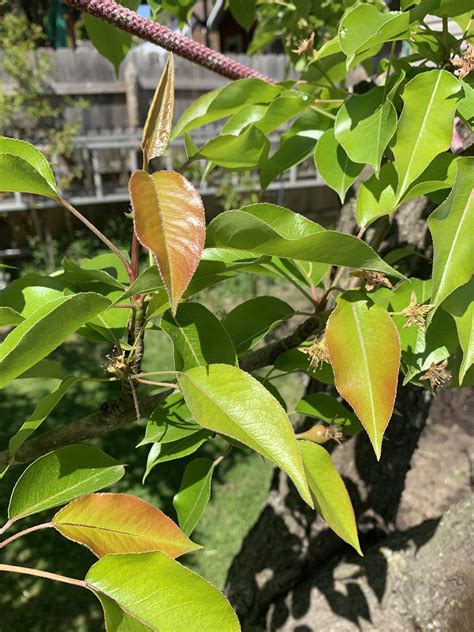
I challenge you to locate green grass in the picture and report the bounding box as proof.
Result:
[0,273,308,630]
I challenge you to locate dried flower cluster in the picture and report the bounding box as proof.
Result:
[401,292,434,330]
[301,336,330,369]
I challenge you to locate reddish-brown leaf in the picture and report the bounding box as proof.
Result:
[130,170,205,314]
[141,53,174,162]
[53,492,200,558]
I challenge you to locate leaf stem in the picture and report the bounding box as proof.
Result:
[269,262,315,305]
[310,104,337,121]
[0,563,87,589]
[0,519,13,535]
[382,41,396,101]
[213,444,232,467]
[0,522,52,549]
[132,370,180,378]
[59,196,132,280]
[134,378,179,388]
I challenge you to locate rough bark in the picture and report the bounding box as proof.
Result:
[225,387,473,631]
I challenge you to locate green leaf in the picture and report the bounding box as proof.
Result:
[15,359,64,380]
[161,302,237,371]
[326,294,400,459]
[442,278,474,384]
[335,87,397,175]
[0,273,67,317]
[173,457,215,535]
[62,258,126,291]
[143,431,210,482]
[95,594,151,632]
[255,92,311,135]
[83,0,139,74]
[314,128,363,203]
[138,393,200,447]
[53,493,199,558]
[399,153,459,205]
[81,252,130,285]
[303,37,347,86]
[0,292,110,388]
[299,441,362,554]
[275,348,335,385]
[338,4,410,68]
[260,134,317,189]
[142,54,174,162]
[223,296,295,353]
[229,0,256,31]
[86,552,240,631]
[178,364,313,507]
[7,376,79,467]
[194,125,269,170]
[355,163,398,228]
[457,81,474,130]
[221,104,268,135]
[172,78,282,139]
[0,307,24,327]
[428,157,474,308]
[295,393,362,436]
[8,445,125,521]
[207,203,404,279]
[0,137,58,199]
[392,70,461,199]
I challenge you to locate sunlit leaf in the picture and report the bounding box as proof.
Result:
[138,392,200,447]
[295,393,362,436]
[8,445,125,521]
[178,364,313,507]
[130,170,205,315]
[194,125,270,170]
[392,70,461,199]
[173,457,215,535]
[207,203,403,279]
[142,54,174,162]
[314,128,363,203]
[326,293,400,459]
[143,431,210,482]
[441,278,474,384]
[335,87,397,175]
[0,293,111,388]
[161,302,237,370]
[299,441,362,554]
[86,552,240,631]
[53,493,199,558]
[0,136,58,199]
[428,157,474,308]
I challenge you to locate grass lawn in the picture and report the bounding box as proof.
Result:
[0,273,308,630]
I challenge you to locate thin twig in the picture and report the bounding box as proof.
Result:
[0,523,52,549]
[59,196,132,280]
[0,564,87,589]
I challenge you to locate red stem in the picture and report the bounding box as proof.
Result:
[63,0,274,83]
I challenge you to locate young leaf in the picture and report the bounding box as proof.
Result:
[355,163,398,228]
[171,78,282,139]
[86,552,240,631]
[326,294,400,459]
[0,307,23,327]
[299,441,362,555]
[178,364,313,507]
[142,54,174,163]
[53,493,199,558]
[314,128,363,203]
[428,158,474,308]
[173,457,215,535]
[335,87,397,175]
[0,293,111,388]
[161,302,237,370]
[0,273,67,317]
[143,431,210,482]
[260,134,317,189]
[193,125,270,170]
[441,278,474,384]
[392,70,461,199]
[129,170,205,315]
[207,204,403,279]
[8,445,125,521]
[223,296,295,353]
[338,4,410,68]
[83,0,139,74]
[138,392,200,447]
[0,137,58,199]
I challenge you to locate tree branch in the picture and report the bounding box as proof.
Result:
[0,390,170,467]
[62,0,274,83]
[239,314,324,372]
